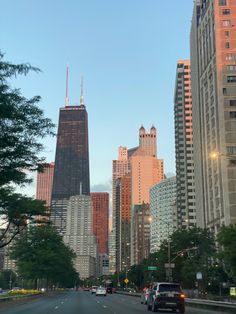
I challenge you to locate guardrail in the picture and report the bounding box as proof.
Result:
[117,291,236,312]
[0,293,43,303]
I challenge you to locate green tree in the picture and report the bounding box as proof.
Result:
[10,225,79,288]
[218,224,236,280]
[0,52,54,247]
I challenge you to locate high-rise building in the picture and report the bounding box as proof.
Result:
[191,0,236,231]
[174,60,196,229]
[91,192,109,255]
[139,125,157,157]
[36,162,54,208]
[112,146,129,220]
[108,229,116,274]
[150,177,177,253]
[115,174,131,273]
[51,78,90,234]
[64,194,97,279]
[132,203,151,265]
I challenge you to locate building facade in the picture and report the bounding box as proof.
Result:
[64,194,97,278]
[150,177,177,252]
[191,0,236,231]
[132,203,151,265]
[50,86,90,234]
[174,60,196,229]
[115,174,131,273]
[36,162,54,208]
[91,192,109,255]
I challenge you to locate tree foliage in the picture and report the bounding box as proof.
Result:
[0,52,55,247]
[10,225,79,288]
[218,224,236,279]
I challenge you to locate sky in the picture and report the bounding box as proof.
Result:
[1,0,194,196]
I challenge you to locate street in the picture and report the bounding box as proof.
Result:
[0,290,229,314]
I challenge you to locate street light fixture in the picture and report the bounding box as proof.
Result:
[210,151,236,160]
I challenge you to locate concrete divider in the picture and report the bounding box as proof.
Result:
[117,291,236,312]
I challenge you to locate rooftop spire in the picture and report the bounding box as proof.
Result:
[65,65,69,107]
[80,75,85,106]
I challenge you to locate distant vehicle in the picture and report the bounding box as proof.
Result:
[141,288,152,304]
[91,286,97,294]
[83,287,90,291]
[96,286,107,296]
[147,282,185,313]
[105,279,113,294]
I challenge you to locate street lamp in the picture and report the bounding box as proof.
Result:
[156,217,172,282]
[210,151,236,160]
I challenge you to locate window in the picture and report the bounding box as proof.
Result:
[226,54,236,61]
[225,31,230,38]
[227,65,236,71]
[230,111,236,118]
[230,100,236,106]
[222,20,231,27]
[223,88,227,95]
[222,9,230,15]
[227,76,236,83]
[225,42,230,49]
[219,0,227,5]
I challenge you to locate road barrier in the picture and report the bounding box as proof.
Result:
[117,291,236,312]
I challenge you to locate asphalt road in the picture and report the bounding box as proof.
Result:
[0,290,230,314]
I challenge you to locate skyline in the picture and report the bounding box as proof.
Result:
[1,0,194,195]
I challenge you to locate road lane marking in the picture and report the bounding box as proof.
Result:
[54,306,59,310]
[103,305,107,308]
[97,301,100,304]
[61,301,64,304]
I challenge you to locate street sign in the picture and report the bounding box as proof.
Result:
[164,263,175,268]
[196,272,202,280]
[124,278,129,284]
[230,287,236,296]
[148,266,157,271]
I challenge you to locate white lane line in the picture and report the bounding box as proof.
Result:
[97,301,100,304]
[103,305,107,308]
[54,306,59,310]
[61,301,64,304]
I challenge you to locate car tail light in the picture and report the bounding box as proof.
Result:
[180,294,185,298]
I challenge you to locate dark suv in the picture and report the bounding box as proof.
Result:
[147,282,185,313]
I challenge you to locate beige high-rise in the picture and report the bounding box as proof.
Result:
[191,0,236,231]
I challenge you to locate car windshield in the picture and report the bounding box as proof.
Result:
[159,284,181,292]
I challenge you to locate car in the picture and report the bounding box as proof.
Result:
[147,282,185,313]
[96,286,107,296]
[83,287,90,291]
[141,288,153,304]
[91,286,97,294]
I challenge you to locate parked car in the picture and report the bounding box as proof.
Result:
[91,286,97,294]
[147,282,185,313]
[96,286,107,296]
[141,288,153,304]
[83,287,90,291]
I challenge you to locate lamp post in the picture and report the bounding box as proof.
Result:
[156,217,172,282]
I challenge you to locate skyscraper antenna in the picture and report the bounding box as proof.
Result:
[80,75,84,106]
[65,65,69,107]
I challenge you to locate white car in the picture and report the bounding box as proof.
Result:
[91,286,97,294]
[96,287,107,296]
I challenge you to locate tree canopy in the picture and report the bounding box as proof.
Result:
[10,225,79,288]
[0,52,55,247]
[218,224,236,279]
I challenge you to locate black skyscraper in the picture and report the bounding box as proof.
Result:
[51,76,90,232]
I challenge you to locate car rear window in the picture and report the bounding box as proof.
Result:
[159,284,181,292]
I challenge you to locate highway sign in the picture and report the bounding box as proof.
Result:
[124,278,129,284]
[148,266,157,271]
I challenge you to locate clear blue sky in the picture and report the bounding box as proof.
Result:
[1,0,194,195]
